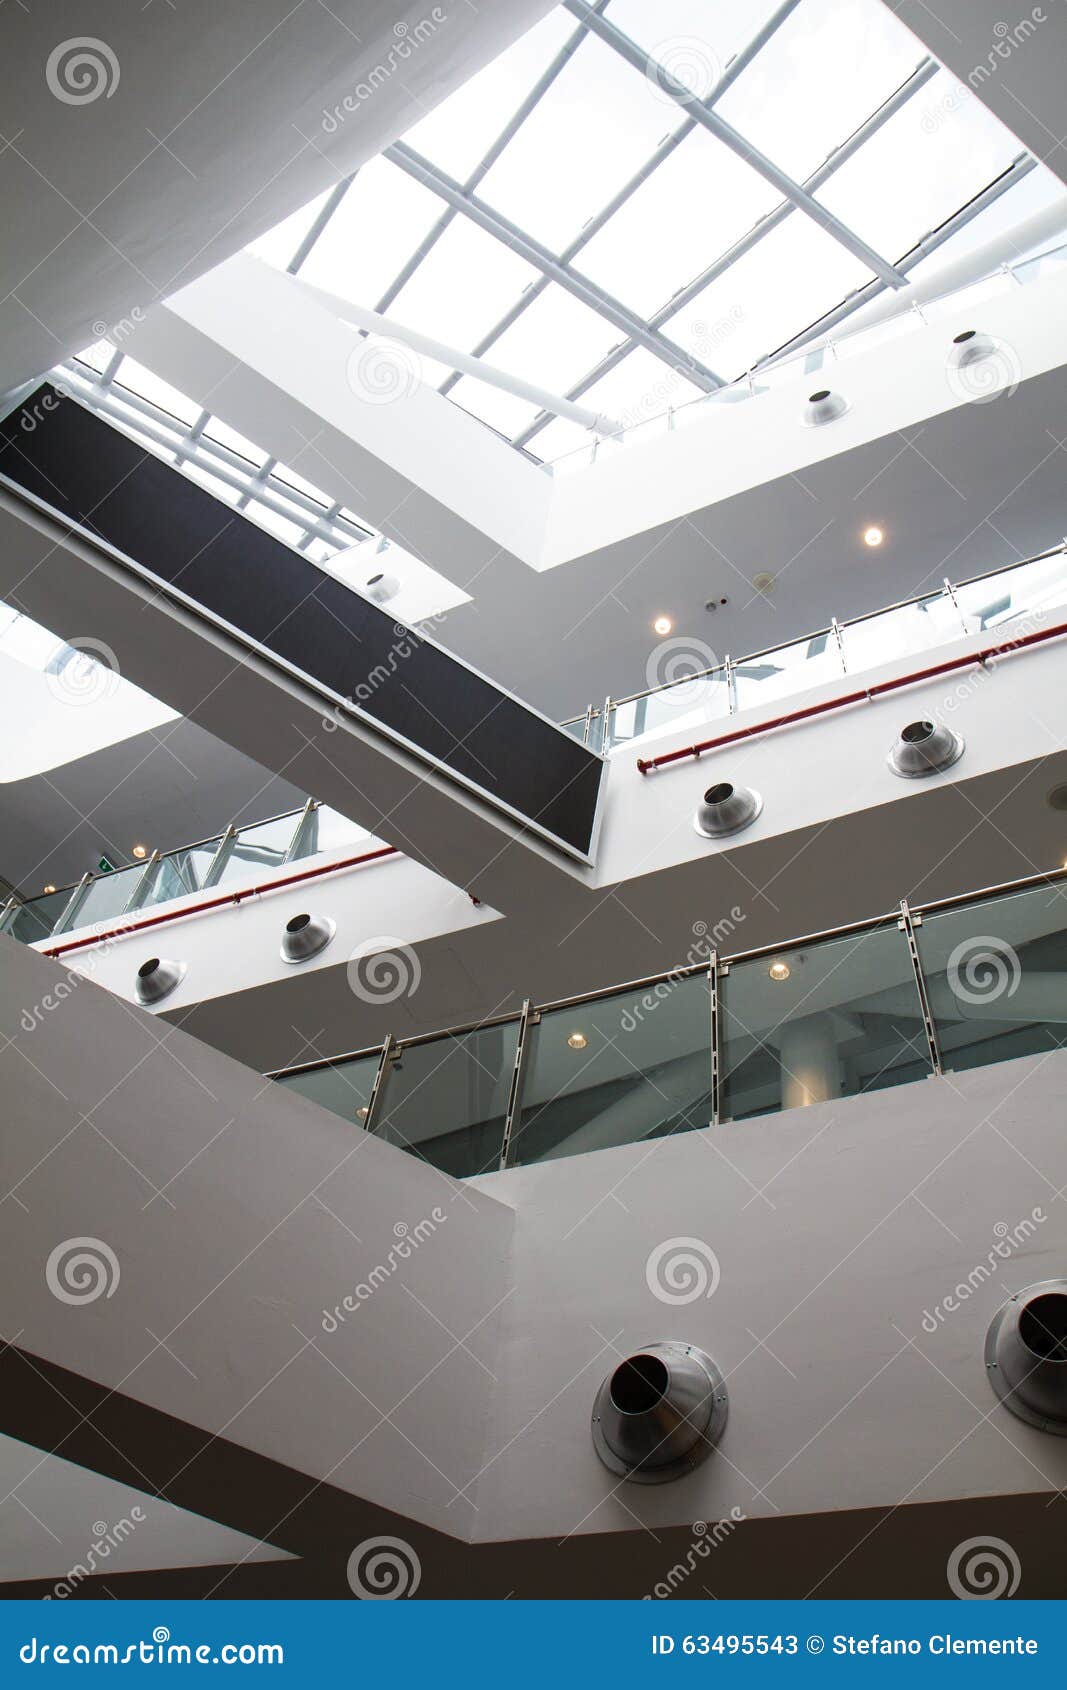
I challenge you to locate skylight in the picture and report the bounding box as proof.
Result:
[244,0,1064,463]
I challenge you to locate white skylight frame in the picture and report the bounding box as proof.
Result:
[244,0,1060,463]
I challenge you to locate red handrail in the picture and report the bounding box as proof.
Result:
[42,845,401,957]
[635,618,1067,774]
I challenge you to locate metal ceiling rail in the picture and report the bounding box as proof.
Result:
[438,0,805,399]
[634,615,1067,774]
[384,141,726,392]
[287,173,357,276]
[565,0,908,289]
[516,54,939,446]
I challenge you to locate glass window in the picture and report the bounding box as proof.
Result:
[389,215,541,367]
[298,156,445,309]
[477,35,688,253]
[376,1022,520,1178]
[580,127,779,318]
[721,925,930,1121]
[955,555,1067,633]
[841,592,965,671]
[715,0,923,184]
[148,840,223,904]
[512,972,712,1166]
[479,284,627,405]
[4,888,73,944]
[73,865,146,929]
[917,885,1067,1075]
[274,1054,381,1125]
[301,805,373,857]
[732,630,844,712]
[817,69,1021,264]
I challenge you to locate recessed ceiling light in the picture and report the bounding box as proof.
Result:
[132,844,148,859]
[357,1106,370,1120]
[567,1031,588,1050]
[43,883,57,895]
[863,525,884,548]
[653,615,672,636]
[768,960,791,982]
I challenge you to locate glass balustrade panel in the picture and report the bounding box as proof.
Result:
[610,671,730,750]
[721,924,931,1122]
[4,888,75,944]
[840,592,962,673]
[72,864,147,929]
[144,839,225,906]
[732,631,844,712]
[916,883,1067,1075]
[299,804,375,857]
[376,1021,520,1178]
[273,1054,381,1125]
[955,554,1067,634]
[212,815,302,888]
[512,972,712,1166]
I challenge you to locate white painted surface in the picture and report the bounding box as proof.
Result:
[0,648,176,783]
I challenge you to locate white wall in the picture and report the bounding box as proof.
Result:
[0,647,176,783]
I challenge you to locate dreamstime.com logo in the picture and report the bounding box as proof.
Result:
[346,1535,422,1598]
[946,935,1021,1006]
[346,936,421,1004]
[620,913,745,1034]
[46,37,120,104]
[644,1509,746,1598]
[947,1536,1021,1599]
[321,1209,447,1332]
[45,1238,120,1306]
[920,1209,1045,1333]
[646,1237,721,1306]
[45,639,122,708]
[321,10,448,132]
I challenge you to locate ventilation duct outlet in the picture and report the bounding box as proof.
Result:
[986,1280,1067,1434]
[281,912,336,963]
[135,956,186,1006]
[694,781,762,839]
[887,719,964,778]
[363,570,400,604]
[591,1342,728,1484]
[949,328,996,368]
[802,388,850,427]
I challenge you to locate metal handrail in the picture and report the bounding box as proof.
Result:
[560,538,1067,737]
[267,863,1067,1087]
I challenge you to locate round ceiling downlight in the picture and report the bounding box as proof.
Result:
[135,956,186,1006]
[591,1341,728,1483]
[694,781,762,838]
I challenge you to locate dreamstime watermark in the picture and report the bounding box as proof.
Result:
[18,383,72,435]
[947,1535,1021,1599]
[613,309,745,435]
[346,1535,422,1598]
[321,1210,447,1332]
[646,1237,721,1306]
[620,913,745,1034]
[19,921,145,1034]
[45,1512,145,1600]
[645,635,720,698]
[346,338,422,405]
[970,9,1047,86]
[920,1209,1046,1333]
[946,935,1021,1007]
[44,638,122,708]
[645,37,723,107]
[322,11,448,132]
[346,936,422,1004]
[945,336,1022,406]
[45,1238,120,1306]
[643,1509,746,1598]
[90,307,145,348]
[921,10,1046,133]
[321,615,448,730]
[46,38,120,105]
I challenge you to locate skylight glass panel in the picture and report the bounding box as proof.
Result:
[245,500,306,547]
[446,378,542,442]
[714,0,923,183]
[400,9,579,181]
[202,416,269,469]
[110,358,202,427]
[817,69,1028,263]
[604,0,787,83]
[487,285,627,397]
[73,340,115,375]
[904,165,1067,286]
[665,214,873,378]
[578,127,781,317]
[476,34,689,253]
[246,186,334,271]
[388,217,542,353]
[556,344,706,435]
[298,157,444,307]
